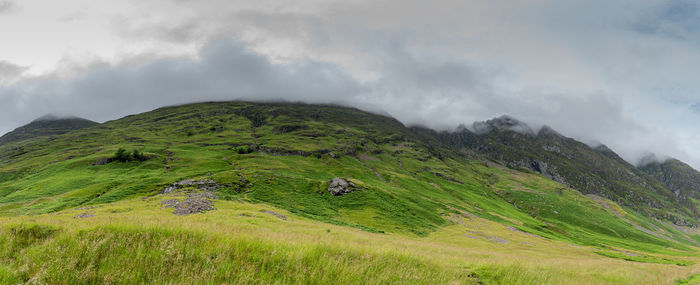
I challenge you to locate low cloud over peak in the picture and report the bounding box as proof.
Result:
[1,0,700,169]
[0,39,363,132]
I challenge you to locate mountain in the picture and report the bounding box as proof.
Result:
[435,116,697,225]
[639,157,700,203]
[0,101,699,284]
[0,115,97,146]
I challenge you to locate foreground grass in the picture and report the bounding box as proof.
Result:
[0,197,698,284]
[1,225,472,284]
[675,273,700,285]
[594,251,694,266]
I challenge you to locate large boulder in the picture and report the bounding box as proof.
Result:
[328,178,356,196]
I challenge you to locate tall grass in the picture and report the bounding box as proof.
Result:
[0,223,476,284]
[0,198,697,284]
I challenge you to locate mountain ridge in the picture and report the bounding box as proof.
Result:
[1,101,699,227]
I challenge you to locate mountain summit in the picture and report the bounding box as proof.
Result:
[0,115,97,146]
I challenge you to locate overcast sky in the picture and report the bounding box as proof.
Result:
[1,0,700,168]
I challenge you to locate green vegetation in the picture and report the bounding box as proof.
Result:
[0,223,474,284]
[675,274,700,285]
[593,251,694,266]
[113,148,148,162]
[0,101,699,284]
[0,197,693,285]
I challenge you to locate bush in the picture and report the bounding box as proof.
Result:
[114,148,132,162]
[113,148,148,162]
[239,107,268,128]
[235,145,252,154]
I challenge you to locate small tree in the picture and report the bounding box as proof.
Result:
[114,148,132,162]
[113,148,148,162]
[235,145,251,154]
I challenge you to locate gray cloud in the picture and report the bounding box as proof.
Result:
[0,61,27,85]
[2,0,700,169]
[634,0,700,41]
[0,40,363,135]
[0,1,16,14]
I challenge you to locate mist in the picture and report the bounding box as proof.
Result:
[1,0,700,169]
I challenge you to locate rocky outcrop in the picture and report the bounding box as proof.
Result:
[328,178,356,196]
[160,179,224,215]
[162,179,228,193]
[169,192,218,216]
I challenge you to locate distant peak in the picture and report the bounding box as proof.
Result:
[537,125,562,137]
[472,115,535,135]
[31,114,82,123]
[592,144,612,153]
[455,123,470,132]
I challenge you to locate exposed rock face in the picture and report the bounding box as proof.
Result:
[328,178,356,196]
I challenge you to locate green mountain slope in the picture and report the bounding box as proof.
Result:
[434,116,698,226]
[0,115,97,146]
[1,101,700,284]
[0,101,696,245]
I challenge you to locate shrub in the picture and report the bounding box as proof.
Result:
[114,148,132,162]
[235,145,252,154]
[239,107,268,128]
[113,148,148,162]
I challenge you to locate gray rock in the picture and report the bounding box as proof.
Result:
[188,192,218,200]
[162,178,229,194]
[162,199,180,208]
[328,177,356,196]
[173,197,215,216]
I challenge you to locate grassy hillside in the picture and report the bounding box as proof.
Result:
[0,101,699,284]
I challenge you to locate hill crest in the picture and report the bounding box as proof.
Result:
[0,115,97,146]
